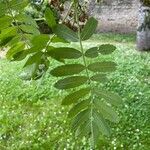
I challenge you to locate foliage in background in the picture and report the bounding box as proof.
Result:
[25,0,89,33]
[140,0,150,6]
[0,0,122,148]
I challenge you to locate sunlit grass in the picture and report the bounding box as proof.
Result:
[0,33,150,149]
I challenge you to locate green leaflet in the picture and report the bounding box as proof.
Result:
[88,61,117,72]
[31,34,50,48]
[12,50,27,61]
[90,74,108,83]
[50,64,85,77]
[6,35,21,47]
[9,0,29,11]
[0,2,7,17]
[19,25,40,35]
[68,99,90,118]
[81,17,98,41]
[91,123,101,147]
[0,27,17,40]
[0,16,13,30]
[23,52,42,68]
[20,63,38,80]
[0,0,28,16]
[51,36,68,43]
[23,46,43,57]
[72,109,90,131]
[53,24,79,42]
[76,118,91,137]
[23,34,34,42]
[0,36,14,47]
[73,108,111,140]
[6,42,25,60]
[76,117,102,146]
[45,8,56,28]
[85,47,99,58]
[12,44,45,61]
[62,88,90,105]
[47,47,82,59]
[15,13,38,28]
[99,44,116,55]
[20,52,43,80]
[94,89,123,106]
[94,100,120,123]
[93,110,111,136]
[54,76,88,90]
[76,118,100,147]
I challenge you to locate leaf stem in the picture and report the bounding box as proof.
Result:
[74,2,90,80]
[74,0,95,149]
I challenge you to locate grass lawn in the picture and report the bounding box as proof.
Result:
[0,33,150,150]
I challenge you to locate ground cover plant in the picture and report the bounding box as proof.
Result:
[0,0,124,148]
[0,34,150,149]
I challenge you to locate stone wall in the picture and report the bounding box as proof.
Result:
[88,0,140,33]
